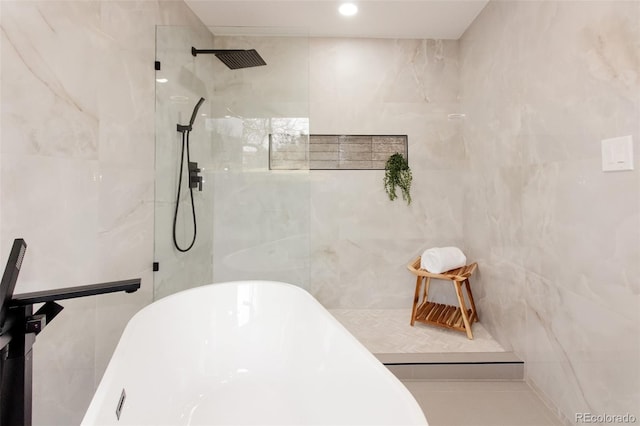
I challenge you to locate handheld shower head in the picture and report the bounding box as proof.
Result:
[177,97,206,133]
[189,97,206,128]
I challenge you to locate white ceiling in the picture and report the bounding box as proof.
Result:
[184,1,489,40]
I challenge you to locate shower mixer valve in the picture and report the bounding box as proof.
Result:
[189,161,203,191]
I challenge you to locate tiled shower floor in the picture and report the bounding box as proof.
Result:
[329,309,505,353]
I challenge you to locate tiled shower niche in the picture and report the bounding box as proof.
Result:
[269,134,408,170]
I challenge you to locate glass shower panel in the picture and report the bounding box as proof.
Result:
[154,28,310,300]
[154,26,217,300]
[208,35,311,289]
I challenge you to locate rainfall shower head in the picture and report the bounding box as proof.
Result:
[191,47,266,70]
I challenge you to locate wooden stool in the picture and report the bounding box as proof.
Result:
[406,257,479,339]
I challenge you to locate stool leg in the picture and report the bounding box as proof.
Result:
[410,276,422,326]
[464,279,479,323]
[423,277,430,302]
[454,281,473,339]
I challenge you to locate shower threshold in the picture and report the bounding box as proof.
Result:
[329,308,523,380]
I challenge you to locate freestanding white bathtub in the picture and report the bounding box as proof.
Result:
[82,281,428,425]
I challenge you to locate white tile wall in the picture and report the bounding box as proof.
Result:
[307,38,466,309]
[204,36,465,308]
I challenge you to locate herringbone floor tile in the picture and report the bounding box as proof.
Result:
[330,309,505,353]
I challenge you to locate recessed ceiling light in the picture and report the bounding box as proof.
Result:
[156,78,168,83]
[339,3,358,16]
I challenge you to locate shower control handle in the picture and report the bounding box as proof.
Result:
[188,162,203,191]
[191,177,202,192]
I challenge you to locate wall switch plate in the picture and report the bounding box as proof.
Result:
[601,135,634,172]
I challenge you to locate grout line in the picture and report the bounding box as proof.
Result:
[526,378,572,426]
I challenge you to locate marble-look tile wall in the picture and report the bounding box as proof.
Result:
[202,36,465,308]
[460,1,639,423]
[0,1,213,424]
[308,38,465,308]
[206,36,464,308]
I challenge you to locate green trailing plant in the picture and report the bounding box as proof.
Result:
[383,153,412,205]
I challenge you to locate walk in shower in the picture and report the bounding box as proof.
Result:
[154,26,311,299]
[153,25,507,358]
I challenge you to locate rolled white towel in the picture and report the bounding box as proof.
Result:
[420,247,467,273]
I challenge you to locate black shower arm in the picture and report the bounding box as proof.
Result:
[191,47,245,56]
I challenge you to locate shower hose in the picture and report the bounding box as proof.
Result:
[172,129,197,252]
